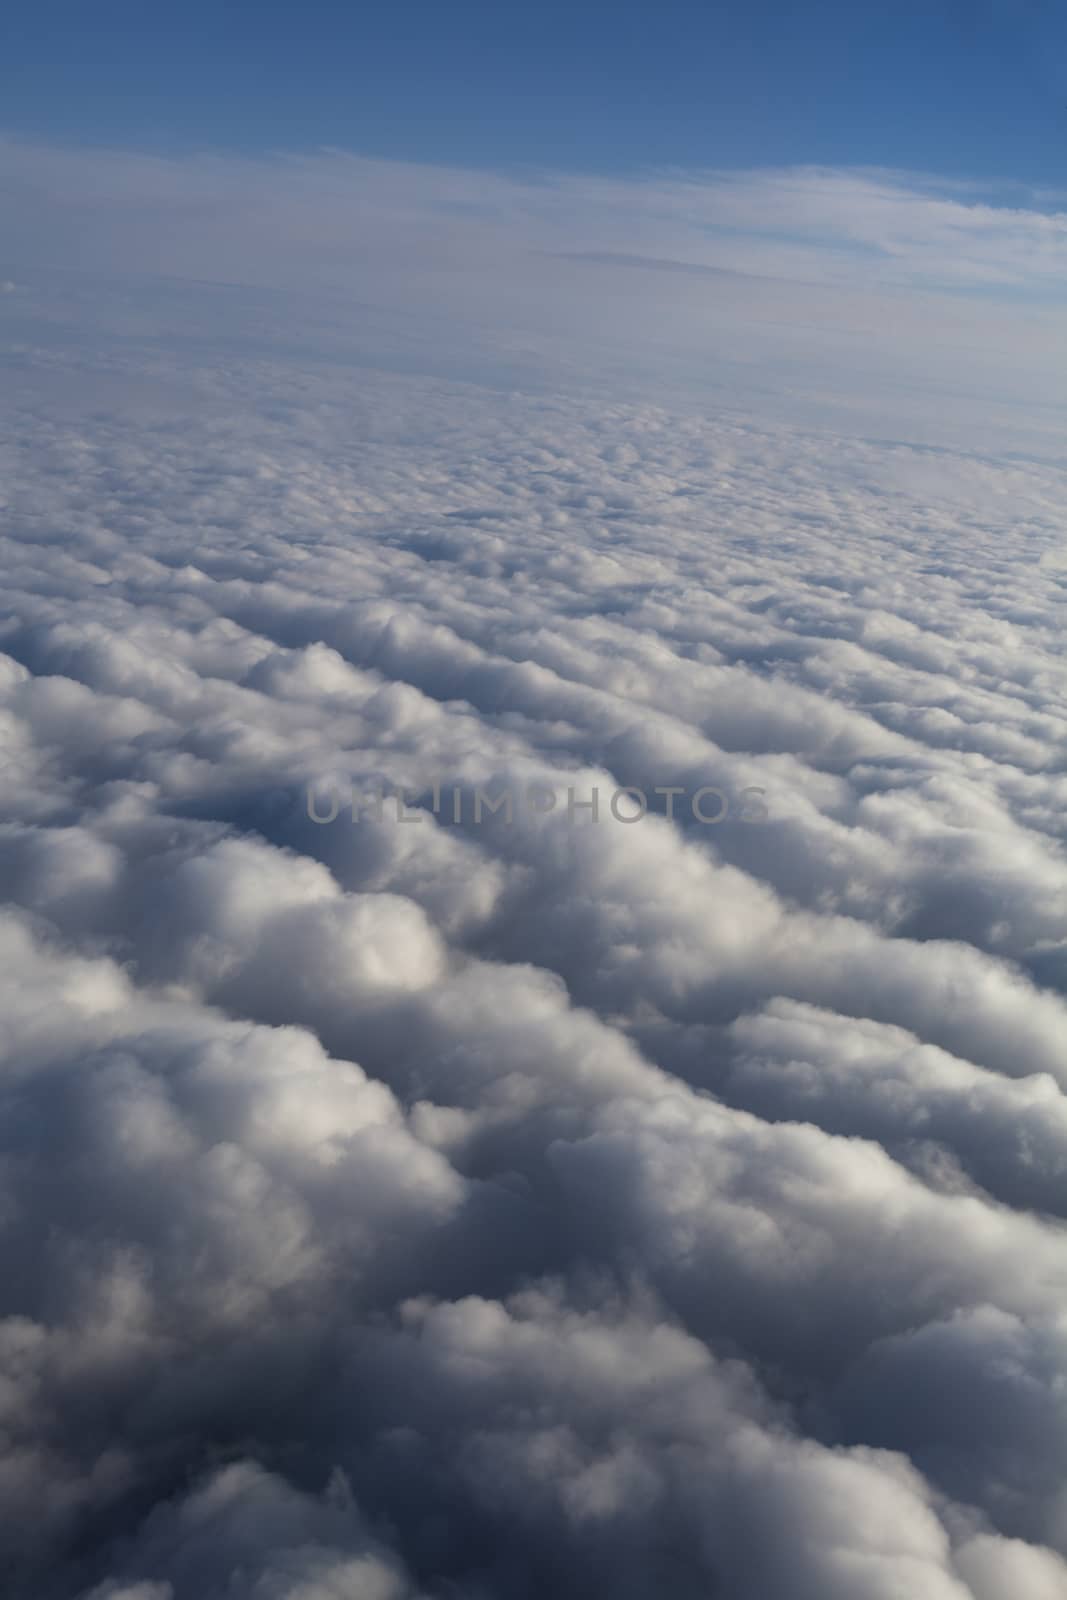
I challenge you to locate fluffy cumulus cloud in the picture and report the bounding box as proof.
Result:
[3,140,1067,1598]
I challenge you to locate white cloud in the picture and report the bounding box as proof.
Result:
[3,137,1067,1596]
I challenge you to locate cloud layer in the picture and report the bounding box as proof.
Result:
[3,142,1067,1597]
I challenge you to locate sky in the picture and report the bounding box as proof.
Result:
[4,0,1067,185]
[4,0,1067,453]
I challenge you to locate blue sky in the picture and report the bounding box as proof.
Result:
[3,2,1067,456]
[3,0,1067,185]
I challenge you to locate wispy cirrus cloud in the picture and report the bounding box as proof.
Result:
[5,137,1067,291]
[3,137,1067,441]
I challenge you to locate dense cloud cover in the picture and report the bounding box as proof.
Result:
[4,146,1067,1598]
